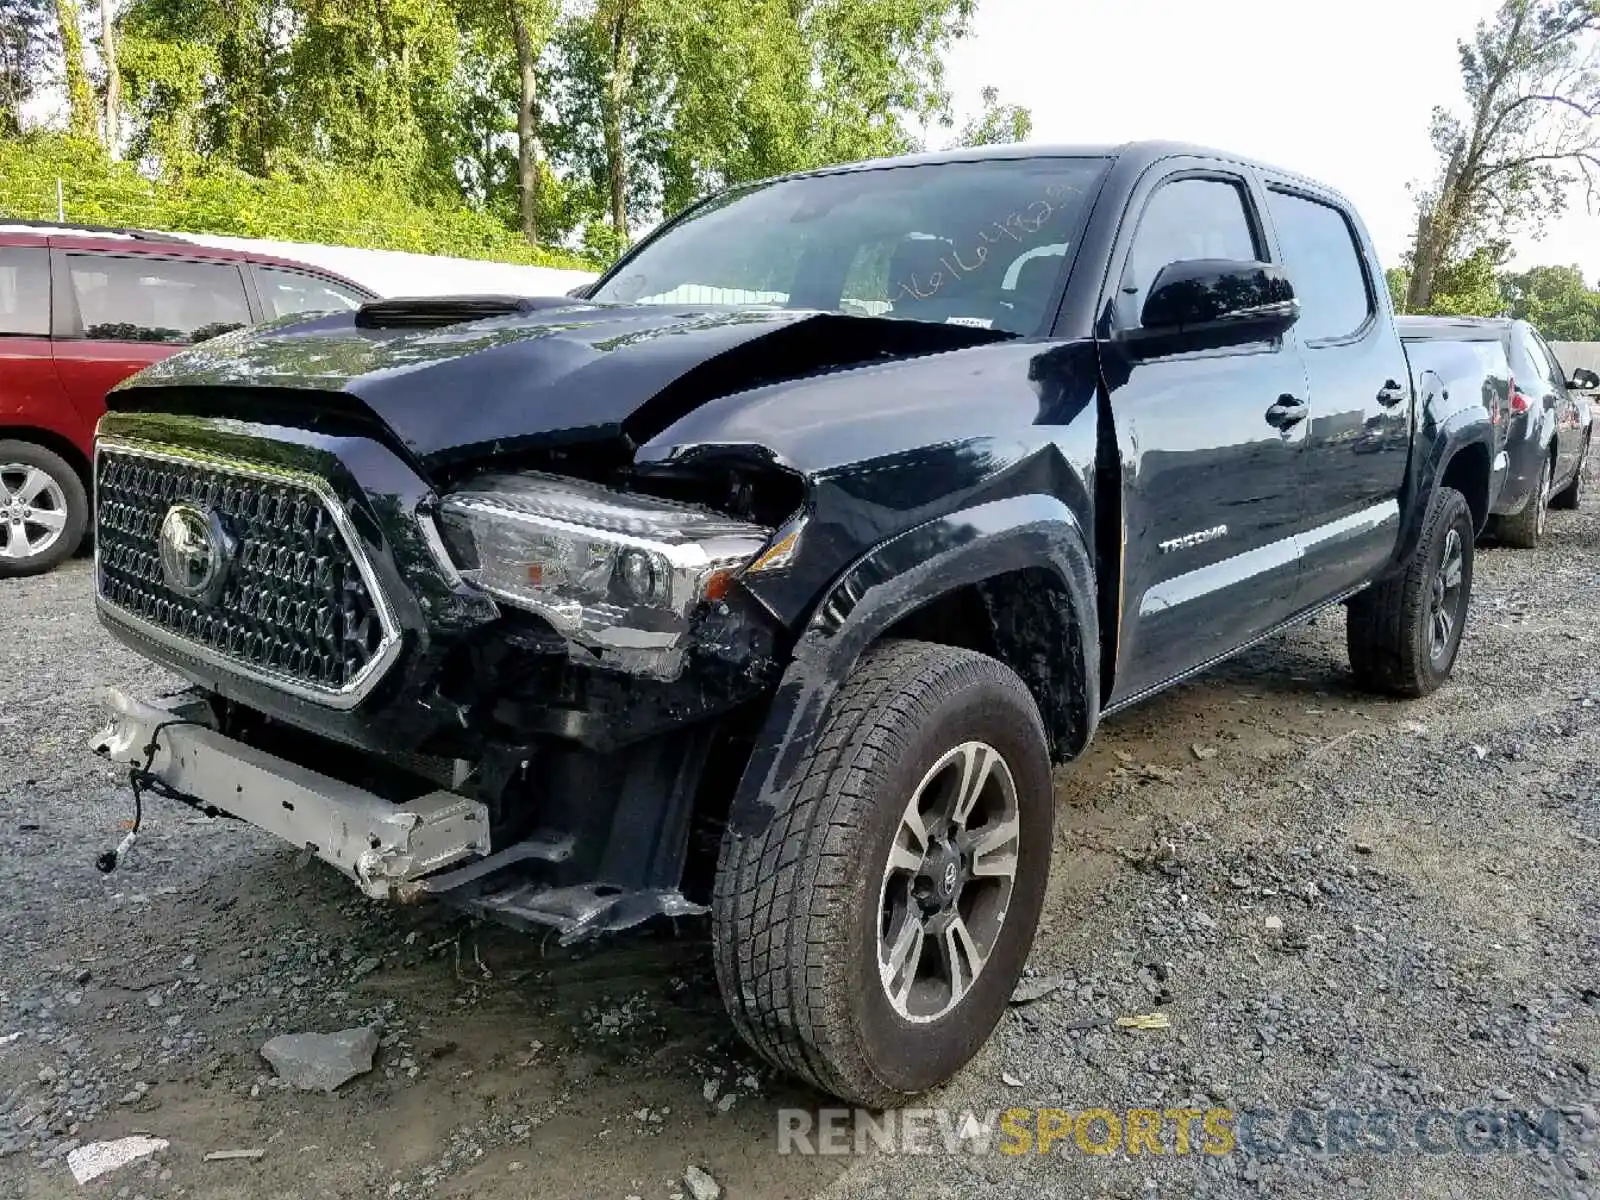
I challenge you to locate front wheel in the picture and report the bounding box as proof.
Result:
[711,640,1054,1108]
[1347,486,1474,698]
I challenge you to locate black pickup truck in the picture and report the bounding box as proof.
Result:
[91,141,1494,1107]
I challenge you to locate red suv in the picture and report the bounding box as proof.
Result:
[0,222,376,576]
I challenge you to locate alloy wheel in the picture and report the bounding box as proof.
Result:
[0,464,70,563]
[1536,461,1551,538]
[1428,526,1465,665]
[877,741,1020,1024]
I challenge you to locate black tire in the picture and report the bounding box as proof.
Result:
[1549,435,1588,511]
[1494,452,1551,548]
[0,441,88,578]
[711,639,1054,1108]
[1347,486,1474,698]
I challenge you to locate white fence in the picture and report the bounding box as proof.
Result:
[174,232,599,300]
[1551,342,1600,378]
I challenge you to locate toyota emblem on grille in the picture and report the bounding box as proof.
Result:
[158,504,234,605]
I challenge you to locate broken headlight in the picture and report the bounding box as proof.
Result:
[439,473,776,677]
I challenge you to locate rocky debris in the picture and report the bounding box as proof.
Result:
[3,462,1600,1199]
[260,1027,379,1093]
[683,1165,721,1200]
[1009,975,1066,1005]
[66,1136,168,1184]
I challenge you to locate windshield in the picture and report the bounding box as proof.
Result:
[590,157,1110,336]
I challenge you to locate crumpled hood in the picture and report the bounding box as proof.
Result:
[113,300,1010,471]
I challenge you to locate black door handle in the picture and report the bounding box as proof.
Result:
[1265,394,1308,429]
[1376,380,1408,407]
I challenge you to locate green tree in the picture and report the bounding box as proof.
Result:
[507,0,557,242]
[955,84,1031,147]
[54,0,98,139]
[96,0,120,151]
[0,0,53,135]
[1428,242,1513,316]
[1500,262,1600,337]
[9,0,985,268]
[1407,0,1600,311]
[1386,266,1411,313]
[0,131,595,266]
[545,0,976,251]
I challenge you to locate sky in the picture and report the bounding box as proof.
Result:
[943,0,1599,283]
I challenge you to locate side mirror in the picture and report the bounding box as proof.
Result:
[566,283,594,300]
[1568,367,1599,392]
[1123,259,1298,358]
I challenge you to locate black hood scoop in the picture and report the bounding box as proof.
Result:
[354,294,578,330]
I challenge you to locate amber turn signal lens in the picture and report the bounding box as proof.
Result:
[747,528,801,574]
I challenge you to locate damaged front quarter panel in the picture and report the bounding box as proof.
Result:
[629,338,1106,844]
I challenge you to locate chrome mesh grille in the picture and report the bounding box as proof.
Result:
[95,445,394,698]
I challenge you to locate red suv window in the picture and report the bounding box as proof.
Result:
[0,247,50,336]
[256,266,368,319]
[65,253,251,344]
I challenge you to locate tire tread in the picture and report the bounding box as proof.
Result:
[711,639,1045,1107]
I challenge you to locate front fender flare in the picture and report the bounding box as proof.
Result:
[727,494,1099,839]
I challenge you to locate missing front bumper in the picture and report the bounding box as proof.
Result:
[91,689,492,899]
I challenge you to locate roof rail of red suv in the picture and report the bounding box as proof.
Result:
[0,218,192,243]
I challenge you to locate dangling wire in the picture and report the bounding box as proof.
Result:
[96,719,204,874]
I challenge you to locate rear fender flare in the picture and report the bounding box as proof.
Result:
[1392,405,1495,569]
[727,494,1099,839]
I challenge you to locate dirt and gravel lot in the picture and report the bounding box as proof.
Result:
[2,462,1598,1200]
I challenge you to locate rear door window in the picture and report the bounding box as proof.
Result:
[1265,190,1373,343]
[0,246,50,336]
[255,267,368,319]
[65,254,251,344]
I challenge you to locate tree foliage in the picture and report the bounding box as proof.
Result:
[5,0,980,265]
[1501,261,1600,336]
[1407,0,1600,310]
[1427,242,1514,316]
[955,84,1031,147]
[0,132,593,266]
[0,0,53,136]
[52,0,95,139]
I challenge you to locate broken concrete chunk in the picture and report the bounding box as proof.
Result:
[261,1026,379,1093]
[67,1136,168,1184]
[1009,976,1066,1005]
[684,1165,721,1200]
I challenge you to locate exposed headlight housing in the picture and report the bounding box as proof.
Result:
[439,473,776,678]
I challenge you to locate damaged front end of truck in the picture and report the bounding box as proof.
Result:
[87,296,1018,942]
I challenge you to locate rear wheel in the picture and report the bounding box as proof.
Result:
[711,640,1054,1107]
[0,442,88,578]
[1495,453,1551,548]
[1550,435,1588,510]
[1347,486,1473,698]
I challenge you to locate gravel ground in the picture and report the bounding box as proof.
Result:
[2,460,1598,1200]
